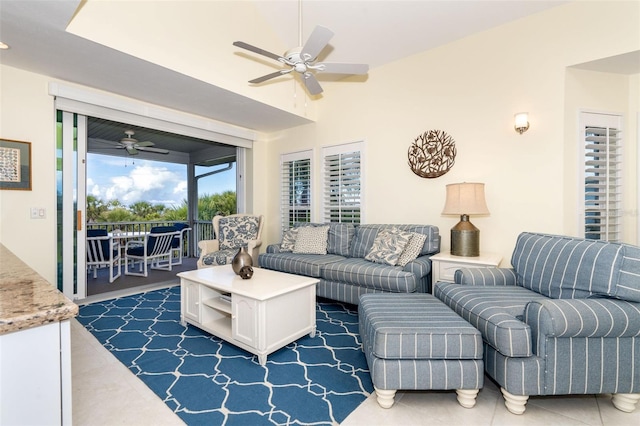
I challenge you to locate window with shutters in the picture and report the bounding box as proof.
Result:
[322,142,363,224]
[580,111,623,242]
[281,150,312,231]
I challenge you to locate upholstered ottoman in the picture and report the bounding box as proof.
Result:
[359,293,484,409]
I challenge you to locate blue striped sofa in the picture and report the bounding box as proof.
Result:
[259,223,440,305]
[434,232,640,415]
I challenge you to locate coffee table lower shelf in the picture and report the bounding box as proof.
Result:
[199,318,232,339]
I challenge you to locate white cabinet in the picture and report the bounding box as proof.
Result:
[182,279,201,322]
[431,252,502,284]
[0,320,72,426]
[232,296,258,347]
[0,245,76,426]
[179,266,318,365]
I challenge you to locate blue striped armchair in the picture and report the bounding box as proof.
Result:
[434,232,640,415]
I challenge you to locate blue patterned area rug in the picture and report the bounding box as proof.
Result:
[77,286,373,425]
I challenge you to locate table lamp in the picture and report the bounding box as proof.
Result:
[442,182,490,257]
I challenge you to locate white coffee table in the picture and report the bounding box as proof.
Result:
[178,265,319,365]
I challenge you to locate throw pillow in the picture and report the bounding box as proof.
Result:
[397,232,428,267]
[202,249,237,266]
[293,225,330,254]
[327,223,356,256]
[407,225,437,255]
[218,216,260,250]
[349,225,383,258]
[365,227,412,266]
[280,228,299,252]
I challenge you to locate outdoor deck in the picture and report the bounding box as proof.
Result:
[86,256,198,298]
[83,220,214,301]
[86,220,214,260]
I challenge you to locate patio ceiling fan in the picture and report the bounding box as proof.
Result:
[233,23,369,96]
[112,130,169,156]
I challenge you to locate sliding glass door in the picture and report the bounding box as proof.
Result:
[53,84,253,300]
[56,111,88,299]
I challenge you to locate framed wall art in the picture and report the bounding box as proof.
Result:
[0,139,32,190]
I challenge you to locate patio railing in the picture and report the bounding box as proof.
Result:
[87,220,216,258]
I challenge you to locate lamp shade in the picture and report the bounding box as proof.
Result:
[442,183,489,215]
[514,112,529,128]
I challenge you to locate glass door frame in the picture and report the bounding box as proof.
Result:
[57,111,88,299]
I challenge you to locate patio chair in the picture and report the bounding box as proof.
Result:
[125,226,179,277]
[86,229,121,283]
[171,223,192,266]
[197,214,264,269]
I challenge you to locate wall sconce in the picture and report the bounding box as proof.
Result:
[442,182,490,257]
[514,112,530,134]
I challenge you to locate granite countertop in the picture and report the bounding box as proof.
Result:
[0,244,78,335]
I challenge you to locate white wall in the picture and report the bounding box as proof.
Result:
[1,1,638,280]
[0,66,58,281]
[66,0,318,122]
[256,1,640,265]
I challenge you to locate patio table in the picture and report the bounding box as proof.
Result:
[109,230,149,240]
[108,231,149,257]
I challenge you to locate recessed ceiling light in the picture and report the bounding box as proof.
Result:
[0,42,9,50]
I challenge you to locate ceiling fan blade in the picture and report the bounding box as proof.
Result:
[91,139,124,148]
[233,41,283,62]
[136,146,170,154]
[134,141,155,147]
[125,146,138,155]
[315,62,369,75]
[302,73,323,95]
[300,26,334,61]
[249,70,291,84]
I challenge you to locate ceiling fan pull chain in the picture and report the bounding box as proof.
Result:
[298,0,303,47]
[293,78,297,107]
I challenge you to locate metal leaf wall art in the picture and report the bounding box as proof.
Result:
[408,130,456,178]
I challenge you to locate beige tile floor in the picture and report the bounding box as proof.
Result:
[72,318,640,426]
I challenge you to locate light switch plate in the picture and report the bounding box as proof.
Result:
[30,207,46,219]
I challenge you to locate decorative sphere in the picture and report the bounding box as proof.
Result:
[239,266,254,280]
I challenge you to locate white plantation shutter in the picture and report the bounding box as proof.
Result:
[281,151,312,231]
[322,142,363,224]
[581,112,623,242]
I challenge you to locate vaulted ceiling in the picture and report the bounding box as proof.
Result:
[2,1,636,155]
[1,0,571,133]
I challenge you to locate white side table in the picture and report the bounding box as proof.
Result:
[431,252,503,284]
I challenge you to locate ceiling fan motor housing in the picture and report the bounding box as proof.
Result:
[284,49,313,73]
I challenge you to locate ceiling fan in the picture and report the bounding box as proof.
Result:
[233,25,369,96]
[111,130,169,156]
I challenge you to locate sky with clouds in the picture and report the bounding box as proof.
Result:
[87,153,235,207]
